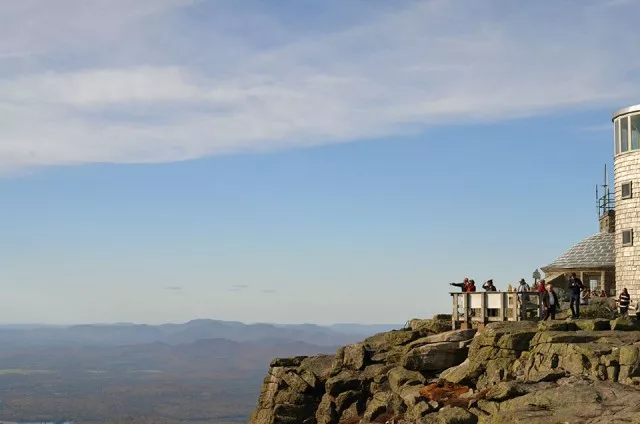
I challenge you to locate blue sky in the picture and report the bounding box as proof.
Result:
[0,0,638,325]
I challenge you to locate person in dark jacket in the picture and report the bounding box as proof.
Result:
[482,279,497,291]
[542,284,560,321]
[568,273,584,319]
[450,278,469,292]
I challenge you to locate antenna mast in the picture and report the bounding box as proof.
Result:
[597,163,614,219]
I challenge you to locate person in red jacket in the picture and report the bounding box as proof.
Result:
[537,280,546,293]
[466,280,477,292]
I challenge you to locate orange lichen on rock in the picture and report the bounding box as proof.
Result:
[419,380,471,403]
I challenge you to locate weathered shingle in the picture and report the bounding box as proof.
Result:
[544,232,615,269]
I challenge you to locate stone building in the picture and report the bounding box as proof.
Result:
[612,104,640,301]
[541,213,615,294]
[542,104,640,298]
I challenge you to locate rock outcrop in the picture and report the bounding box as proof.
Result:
[249,316,640,424]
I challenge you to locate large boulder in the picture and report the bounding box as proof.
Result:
[403,341,468,372]
[365,328,425,350]
[425,405,478,424]
[271,356,308,367]
[421,329,477,344]
[610,316,640,331]
[343,343,367,370]
[325,370,365,396]
[362,391,392,422]
[408,318,452,334]
[575,319,611,331]
[387,366,426,393]
[315,394,338,424]
[473,322,538,351]
[440,359,480,385]
[486,377,640,423]
[273,403,316,424]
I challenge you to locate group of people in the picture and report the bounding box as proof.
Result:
[580,287,608,305]
[449,278,496,292]
[449,273,634,321]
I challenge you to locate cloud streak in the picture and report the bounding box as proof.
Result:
[0,0,638,172]
[229,284,250,292]
[164,286,183,291]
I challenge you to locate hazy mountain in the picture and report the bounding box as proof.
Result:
[0,319,401,349]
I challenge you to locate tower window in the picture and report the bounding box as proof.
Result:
[623,229,633,246]
[621,117,629,152]
[622,182,633,199]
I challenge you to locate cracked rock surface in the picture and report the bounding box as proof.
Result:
[248,317,640,424]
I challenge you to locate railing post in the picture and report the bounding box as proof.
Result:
[452,293,459,330]
[463,293,470,329]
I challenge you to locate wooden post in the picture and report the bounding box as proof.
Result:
[452,293,459,330]
[479,292,486,323]
[600,270,606,292]
[538,292,543,319]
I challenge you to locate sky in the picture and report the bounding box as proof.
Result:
[0,0,639,325]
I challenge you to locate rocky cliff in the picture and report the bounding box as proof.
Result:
[248,315,640,424]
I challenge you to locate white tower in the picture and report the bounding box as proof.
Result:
[612,105,640,298]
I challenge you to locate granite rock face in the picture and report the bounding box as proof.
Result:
[248,317,640,424]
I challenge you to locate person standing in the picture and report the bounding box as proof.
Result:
[618,288,631,316]
[517,279,530,320]
[482,279,497,291]
[450,278,469,292]
[568,273,584,319]
[542,284,559,320]
[537,280,546,293]
[467,280,477,292]
[580,286,590,306]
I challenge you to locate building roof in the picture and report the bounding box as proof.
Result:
[542,232,615,270]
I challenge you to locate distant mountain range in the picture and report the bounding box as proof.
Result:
[0,319,402,348]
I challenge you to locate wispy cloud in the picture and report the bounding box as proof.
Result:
[164,286,183,291]
[578,124,613,132]
[1,0,639,172]
[229,284,250,292]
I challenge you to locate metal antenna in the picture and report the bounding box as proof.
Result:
[604,164,608,213]
[596,183,600,218]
